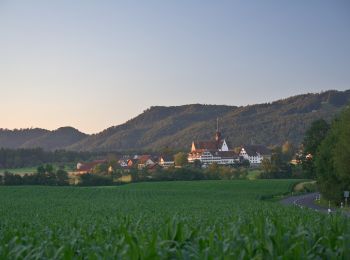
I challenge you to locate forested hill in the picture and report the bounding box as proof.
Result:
[0,90,349,151]
[0,127,87,151]
[68,89,350,151]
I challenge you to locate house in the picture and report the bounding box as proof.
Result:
[76,160,107,174]
[136,155,155,169]
[188,121,239,166]
[146,163,161,172]
[127,159,138,168]
[158,155,174,168]
[239,145,271,165]
[118,159,129,168]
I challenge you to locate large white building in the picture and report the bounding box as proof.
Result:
[188,126,239,166]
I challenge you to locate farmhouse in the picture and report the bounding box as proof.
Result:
[76,160,107,174]
[135,155,156,169]
[239,145,271,165]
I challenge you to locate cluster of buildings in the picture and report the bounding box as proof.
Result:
[76,154,175,174]
[76,125,271,174]
[188,126,271,166]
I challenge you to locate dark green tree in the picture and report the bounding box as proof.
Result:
[302,119,330,178]
[316,107,350,202]
[56,169,69,186]
[261,147,291,179]
[3,172,23,185]
[174,152,188,167]
[193,159,202,169]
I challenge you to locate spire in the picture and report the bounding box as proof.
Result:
[215,117,221,142]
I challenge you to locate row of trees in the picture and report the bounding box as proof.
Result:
[130,165,249,182]
[0,148,91,169]
[0,164,69,186]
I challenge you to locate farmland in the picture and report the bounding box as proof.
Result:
[0,180,349,259]
[0,163,77,176]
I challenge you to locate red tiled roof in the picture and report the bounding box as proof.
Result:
[138,155,152,164]
[77,160,107,172]
[215,151,239,159]
[193,140,223,151]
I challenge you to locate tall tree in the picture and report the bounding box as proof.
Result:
[302,119,330,178]
[56,169,69,186]
[174,152,188,167]
[316,107,350,202]
[261,147,292,179]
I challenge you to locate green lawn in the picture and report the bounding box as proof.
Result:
[0,180,349,259]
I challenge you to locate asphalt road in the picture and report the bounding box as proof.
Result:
[280,192,350,217]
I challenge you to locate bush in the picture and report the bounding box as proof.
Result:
[3,172,23,185]
[79,173,114,186]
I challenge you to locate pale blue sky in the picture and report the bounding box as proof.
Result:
[1,1,349,133]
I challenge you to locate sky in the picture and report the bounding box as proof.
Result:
[1,1,350,134]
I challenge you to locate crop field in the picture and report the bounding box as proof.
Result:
[0,180,349,259]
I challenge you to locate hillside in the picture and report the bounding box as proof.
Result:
[1,90,349,151]
[20,127,88,151]
[0,127,87,151]
[68,89,350,151]
[0,128,49,149]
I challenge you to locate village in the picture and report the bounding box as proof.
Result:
[75,126,272,175]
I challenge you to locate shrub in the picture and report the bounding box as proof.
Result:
[79,173,114,186]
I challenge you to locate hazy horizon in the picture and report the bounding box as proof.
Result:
[1,1,349,134]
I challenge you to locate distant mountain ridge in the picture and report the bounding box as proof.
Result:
[1,90,349,151]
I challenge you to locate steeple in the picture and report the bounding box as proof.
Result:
[215,117,221,142]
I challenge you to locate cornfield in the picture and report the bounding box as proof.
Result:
[0,180,349,259]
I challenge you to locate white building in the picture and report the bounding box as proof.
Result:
[158,155,175,168]
[239,145,271,165]
[188,125,239,166]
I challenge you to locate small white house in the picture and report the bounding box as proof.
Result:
[239,145,271,165]
[159,155,174,168]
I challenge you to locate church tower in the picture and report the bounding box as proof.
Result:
[215,117,222,142]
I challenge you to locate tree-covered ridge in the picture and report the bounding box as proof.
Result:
[0,127,87,151]
[69,89,350,151]
[0,90,349,151]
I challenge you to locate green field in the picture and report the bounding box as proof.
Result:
[0,163,77,175]
[0,180,349,259]
[0,166,38,175]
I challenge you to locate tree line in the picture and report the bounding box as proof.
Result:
[0,148,91,169]
[0,164,69,186]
